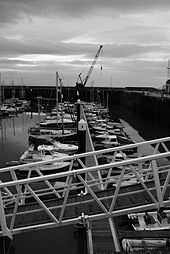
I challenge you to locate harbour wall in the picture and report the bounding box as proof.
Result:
[108,90,170,128]
[2,85,170,129]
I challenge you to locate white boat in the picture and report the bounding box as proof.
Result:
[128,209,170,231]
[38,142,78,154]
[46,113,75,121]
[37,160,71,173]
[19,158,70,174]
[109,128,122,134]
[39,118,75,129]
[114,151,127,161]
[95,119,106,123]
[40,118,74,126]
[107,172,138,187]
[39,129,73,136]
[20,145,68,163]
[0,104,17,116]
[19,147,71,174]
[92,126,107,134]
[46,115,60,120]
[95,134,119,148]
[122,238,167,252]
[99,151,127,164]
[88,120,96,125]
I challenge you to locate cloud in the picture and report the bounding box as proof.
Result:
[0,36,91,57]
[1,0,170,25]
[0,32,168,59]
[0,0,170,87]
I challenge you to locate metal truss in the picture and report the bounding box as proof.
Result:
[0,137,170,239]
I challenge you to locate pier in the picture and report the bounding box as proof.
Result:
[1,1,170,252]
[0,127,170,253]
[1,100,170,253]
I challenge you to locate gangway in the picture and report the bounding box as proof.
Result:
[1,137,170,252]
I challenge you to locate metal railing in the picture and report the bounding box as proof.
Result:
[0,137,170,238]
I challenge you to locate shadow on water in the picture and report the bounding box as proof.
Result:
[109,105,170,140]
[13,226,81,254]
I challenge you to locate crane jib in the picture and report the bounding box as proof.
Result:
[76,45,103,90]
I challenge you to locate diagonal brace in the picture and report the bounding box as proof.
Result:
[27,184,59,223]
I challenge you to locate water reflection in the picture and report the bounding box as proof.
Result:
[0,113,83,254]
[0,113,44,167]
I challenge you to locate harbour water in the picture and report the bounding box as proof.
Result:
[1,107,168,167]
[0,108,169,253]
[0,113,83,254]
[0,113,43,167]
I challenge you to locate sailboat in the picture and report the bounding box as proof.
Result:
[39,73,76,129]
[28,72,77,147]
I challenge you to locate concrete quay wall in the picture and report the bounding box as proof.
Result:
[109,90,170,127]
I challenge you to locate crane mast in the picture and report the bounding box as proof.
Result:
[83,45,103,87]
[76,45,103,99]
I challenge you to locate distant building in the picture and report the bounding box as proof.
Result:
[164,60,170,93]
[164,79,170,94]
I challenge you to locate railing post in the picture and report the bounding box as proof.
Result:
[0,187,12,239]
[78,119,87,156]
[78,118,87,193]
[108,217,121,253]
[152,160,163,207]
[0,236,15,254]
[86,218,93,254]
[0,187,14,253]
[75,213,87,254]
[76,99,81,132]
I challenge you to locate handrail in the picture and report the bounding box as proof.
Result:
[1,136,170,173]
[0,137,170,239]
[0,150,170,189]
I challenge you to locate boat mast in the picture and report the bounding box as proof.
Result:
[11,80,15,100]
[59,77,64,134]
[0,72,2,106]
[106,91,109,109]
[56,71,59,122]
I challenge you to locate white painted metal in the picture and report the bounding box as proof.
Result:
[59,176,73,222]
[0,187,12,239]
[151,160,163,206]
[109,167,126,212]
[26,185,59,224]
[108,217,121,252]
[1,136,170,174]
[0,137,169,239]
[0,151,170,189]
[86,218,94,254]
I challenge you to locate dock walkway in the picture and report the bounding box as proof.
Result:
[1,103,170,253]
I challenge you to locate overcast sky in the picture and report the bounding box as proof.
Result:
[1,0,170,87]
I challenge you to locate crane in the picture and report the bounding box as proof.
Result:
[76,45,103,98]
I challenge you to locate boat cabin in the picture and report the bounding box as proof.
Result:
[128,210,170,231]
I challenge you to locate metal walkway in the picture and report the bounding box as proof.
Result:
[0,136,170,246]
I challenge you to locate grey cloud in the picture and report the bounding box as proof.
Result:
[0,37,49,55]
[0,59,32,65]
[0,35,98,56]
[0,57,166,87]
[1,0,170,24]
[103,44,163,58]
[0,36,169,60]
[0,37,83,56]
